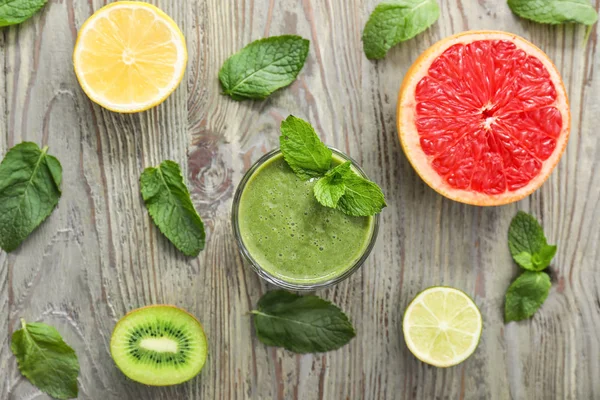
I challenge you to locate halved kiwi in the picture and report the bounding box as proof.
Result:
[110,305,208,386]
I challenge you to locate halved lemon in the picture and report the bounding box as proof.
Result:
[73,2,187,113]
[402,286,482,367]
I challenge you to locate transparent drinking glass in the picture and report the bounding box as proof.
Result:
[232,147,380,291]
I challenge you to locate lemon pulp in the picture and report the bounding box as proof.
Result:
[73,2,187,113]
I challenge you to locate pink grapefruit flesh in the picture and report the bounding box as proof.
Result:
[397,31,570,206]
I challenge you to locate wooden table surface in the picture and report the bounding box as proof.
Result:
[1,1,599,399]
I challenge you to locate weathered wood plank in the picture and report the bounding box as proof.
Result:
[0,0,599,399]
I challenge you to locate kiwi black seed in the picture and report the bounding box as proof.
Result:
[110,305,208,386]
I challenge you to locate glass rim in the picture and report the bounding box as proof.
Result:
[231,146,380,291]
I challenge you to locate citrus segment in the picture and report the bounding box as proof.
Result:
[73,2,187,113]
[403,287,482,368]
[398,31,569,205]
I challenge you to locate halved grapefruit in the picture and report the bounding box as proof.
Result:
[397,31,569,206]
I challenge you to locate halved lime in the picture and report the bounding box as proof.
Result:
[402,286,482,367]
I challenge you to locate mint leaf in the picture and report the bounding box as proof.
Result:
[513,252,534,270]
[508,0,598,25]
[505,271,551,322]
[534,244,557,270]
[337,174,386,217]
[314,161,387,217]
[508,211,556,271]
[0,0,47,27]
[508,212,545,255]
[362,0,440,60]
[0,142,62,252]
[313,162,352,208]
[219,35,310,100]
[279,115,332,180]
[140,160,205,257]
[251,291,356,353]
[11,319,79,399]
[513,247,557,271]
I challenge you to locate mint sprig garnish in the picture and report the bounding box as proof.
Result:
[251,291,356,353]
[219,35,310,100]
[140,160,206,257]
[508,211,557,271]
[0,142,62,252]
[11,319,80,399]
[504,212,556,322]
[279,115,386,217]
[0,0,48,27]
[508,0,598,26]
[314,161,386,216]
[362,0,440,60]
[313,162,352,208]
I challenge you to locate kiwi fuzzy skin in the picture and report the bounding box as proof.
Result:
[110,304,208,386]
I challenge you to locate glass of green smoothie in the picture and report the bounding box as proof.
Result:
[232,147,379,290]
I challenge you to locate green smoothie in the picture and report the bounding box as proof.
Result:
[237,152,375,285]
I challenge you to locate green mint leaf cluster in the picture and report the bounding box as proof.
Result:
[0,0,47,27]
[140,160,205,257]
[314,161,386,216]
[0,142,62,252]
[279,115,386,217]
[313,162,352,207]
[280,115,332,179]
[505,271,551,322]
[251,291,356,353]
[508,211,557,271]
[505,212,556,322]
[11,319,80,399]
[508,0,598,25]
[219,35,310,100]
[362,0,440,60]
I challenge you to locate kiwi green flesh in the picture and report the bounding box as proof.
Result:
[110,306,208,386]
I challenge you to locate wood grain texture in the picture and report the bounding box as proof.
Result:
[1,0,599,399]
